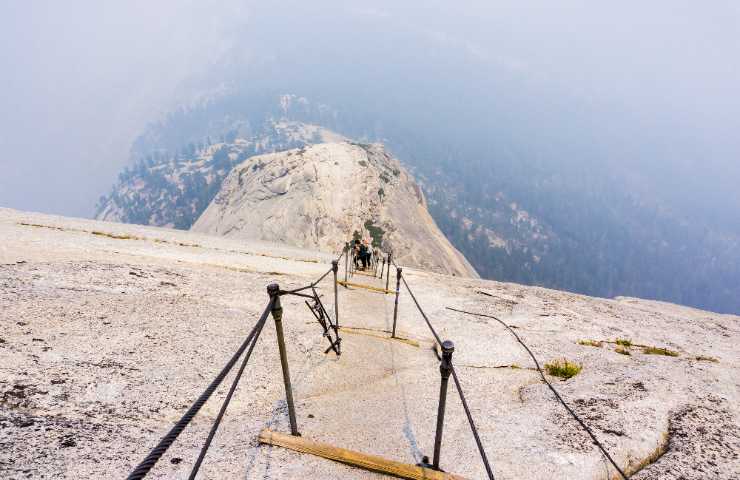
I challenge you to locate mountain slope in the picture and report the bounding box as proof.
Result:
[97,93,740,314]
[95,120,344,229]
[192,142,477,277]
[2,207,739,479]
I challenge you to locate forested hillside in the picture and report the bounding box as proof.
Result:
[96,116,342,228]
[98,94,740,314]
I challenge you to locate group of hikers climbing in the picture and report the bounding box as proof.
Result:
[351,239,379,271]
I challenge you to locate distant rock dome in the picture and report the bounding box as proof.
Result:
[191,142,478,277]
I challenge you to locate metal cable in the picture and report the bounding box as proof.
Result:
[446,306,629,480]
[279,290,315,300]
[125,298,275,480]
[399,274,443,346]
[278,267,333,297]
[279,284,315,295]
[450,365,495,480]
[399,274,494,478]
[312,267,333,286]
[187,308,270,479]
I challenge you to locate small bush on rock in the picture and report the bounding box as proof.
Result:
[615,346,631,356]
[643,346,679,357]
[544,359,582,380]
[695,355,719,363]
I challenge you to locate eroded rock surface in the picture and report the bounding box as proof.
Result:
[1,208,739,479]
[192,142,478,278]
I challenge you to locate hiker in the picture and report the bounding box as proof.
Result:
[359,240,370,270]
[353,239,362,269]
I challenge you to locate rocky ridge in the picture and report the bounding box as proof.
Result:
[95,120,345,229]
[192,142,478,277]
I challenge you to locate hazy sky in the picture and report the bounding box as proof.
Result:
[1,1,739,217]
[0,0,249,216]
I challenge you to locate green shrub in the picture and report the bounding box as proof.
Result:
[616,338,632,347]
[642,346,679,357]
[363,220,385,248]
[544,359,582,380]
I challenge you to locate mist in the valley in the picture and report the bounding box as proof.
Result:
[1,0,739,224]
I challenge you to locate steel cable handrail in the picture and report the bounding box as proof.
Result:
[125,298,275,480]
[128,245,344,478]
[447,306,629,480]
[187,306,270,479]
[400,275,443,346]
[399,273,495,479]
[450,365,496,480]
[279,266,334,296]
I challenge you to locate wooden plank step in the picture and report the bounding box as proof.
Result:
[340,326,421,348]
[258,429,467,480]
[352,270,378,277]
[337,280,392,294]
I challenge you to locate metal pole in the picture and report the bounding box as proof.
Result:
[432,340,454,470]
[380,257,385,280]
[349,245,354,277]
[344,242,349,283]
[267,283,299,436]
[392,267,402,338]
[332,260,339,329]
[385,253,392,292]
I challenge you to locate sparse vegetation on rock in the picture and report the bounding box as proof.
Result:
[363,220,385,248]
[544,359,582,379]
[642,346,679,357]
[694,355,719,363]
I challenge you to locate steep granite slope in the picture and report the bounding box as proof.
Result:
[95,120,345,229]
[1,207,738,479]
[192,142,478,277]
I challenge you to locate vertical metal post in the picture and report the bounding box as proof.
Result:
[380,257,385,280]
[267,283,299,436]
[385,252,392,292]
[349,245,354,277]
[332,260,339,329]
[344,242,349,283]
[432,340,454,470]
[391,267,402,338]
